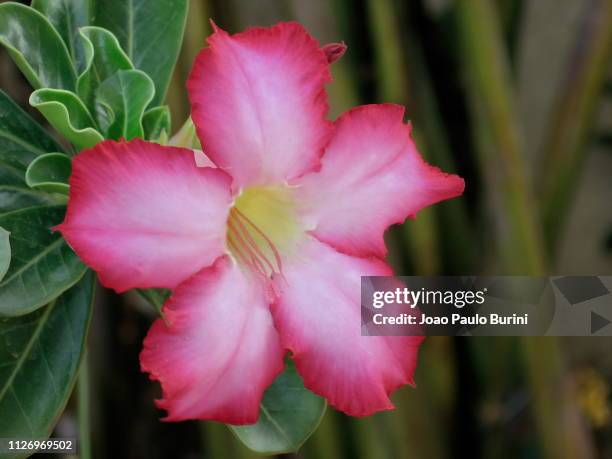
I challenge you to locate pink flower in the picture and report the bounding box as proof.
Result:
[57,22,464,423]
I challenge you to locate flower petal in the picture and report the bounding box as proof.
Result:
[321,42,347,64]
[140,256,285,423]
[295,104,465,258]
[57,139,232,292]
[193,149,216,168]
[271,238,424,416]
[188,21,332,189]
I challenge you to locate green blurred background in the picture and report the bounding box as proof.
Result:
[2,0,612,458]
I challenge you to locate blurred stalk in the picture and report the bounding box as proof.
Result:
[456,2,594,459]
[365,0,440,275]
[456,0,544,276]
[78,352,91,459]
[403,2,478,274]
[366,0,408,103]
[539,0,612,256]
[302,410,344,459]
[350,416,392,459]
[467,336,521,457]
[521,337,595,458]
[327,56,361,117]
[495,0,523,66]
[467,93,522,457]
[166,0,213,132]
[392,338,455,459]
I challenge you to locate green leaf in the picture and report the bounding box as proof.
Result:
[92,0,188,105]
[30,89,103,150]
[0,170,56,215]
[0,155,57,216]
[0,2,76,90]
[0,91,62,214]
[77,26,133,111]
[169,116,201,149]
[0,206,87,317]
[31,0,92,72]
[25,153,72,195]
[0,272,94,444]
[0,227,9,282]
[143,106,171,142]
[230,362,327,454]
[96,69,155,140]
[137,288,170,318]
[0,90,64,172]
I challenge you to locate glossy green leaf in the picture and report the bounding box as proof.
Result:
[31,0,92,72]
[0,272,94,445]
[0,2,76,90]
[0,168,56,215]
[0,156,57,216]
[0,90,64,172]
[0,227,9,282]
[0,206,87,317]
[230,362,327,454]
[143,106,171,143]
[96,69,155,140]
[0,91,62,213]
[92,0,188,105]
[30,89,103,150]
[77,26,133,111]
[25,153,72,195]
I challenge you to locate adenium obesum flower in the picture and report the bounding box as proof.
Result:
[57,22,464,423]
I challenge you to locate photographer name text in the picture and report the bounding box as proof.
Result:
[372,312,529,326]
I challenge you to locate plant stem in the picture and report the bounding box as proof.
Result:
[521,337,596,458]
[366,0,409,103]
[402,4,478,273]
[456,0,545,276]
[303,410,344,459]
[539,0,612,256]
[166,0,213,128]
[78,351,91,459]
[456,2,594,458]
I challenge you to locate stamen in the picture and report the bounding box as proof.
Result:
[227,233,267,280]
[226,207,284,279]
[229,212,277,275]
[232,208,283,273]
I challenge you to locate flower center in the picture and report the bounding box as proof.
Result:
[226,186,302,279]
